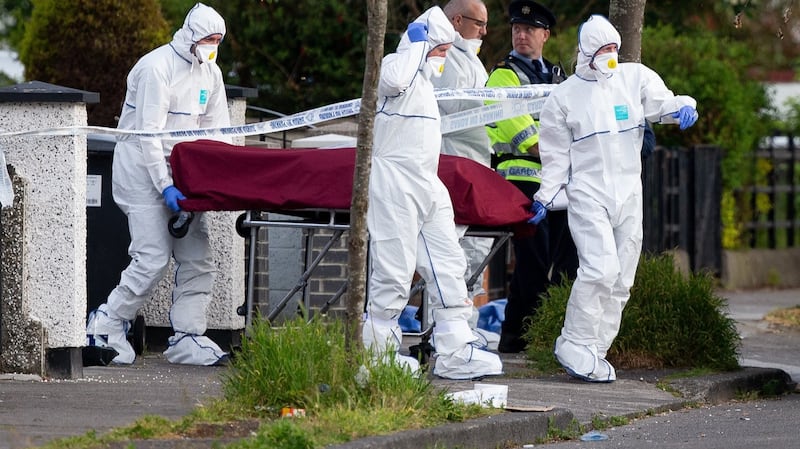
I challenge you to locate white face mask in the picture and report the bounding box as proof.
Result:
[592,51,619,75]
[464,38,482,55]
[195,44,219,64]
[425,56,446,78]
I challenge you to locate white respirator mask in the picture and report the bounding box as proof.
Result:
[194,44,219,64]
[464,38,482,56]
[425,56,446,78]
[592,51,619,75]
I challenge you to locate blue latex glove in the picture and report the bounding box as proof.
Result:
[407,22,428,43]
[162,185,186,213]
[671,105,698,130]
[528,201,547,225]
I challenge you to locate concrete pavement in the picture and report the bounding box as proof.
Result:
[1,288,798,449]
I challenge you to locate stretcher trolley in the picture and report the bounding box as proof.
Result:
[169,140,535,329]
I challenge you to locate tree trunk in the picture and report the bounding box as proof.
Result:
[609,0,646,62]
[346,0,386,352]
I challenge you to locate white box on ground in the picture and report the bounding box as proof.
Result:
[446,383,508,408]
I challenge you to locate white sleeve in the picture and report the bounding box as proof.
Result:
[534,93,572,206]
[378,42,426,97]
[135,69,172,193]
[639,64,696,126]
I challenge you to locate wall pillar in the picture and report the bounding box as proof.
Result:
[0,81,99,378]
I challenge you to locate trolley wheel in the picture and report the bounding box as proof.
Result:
[168,211,194,238]
[235,213,248,238]
[130,314,146,355]
[236,302,247,317]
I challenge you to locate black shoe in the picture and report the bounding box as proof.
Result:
[409,341,434,366]
[497,333,527,353]
[82,346,119,366]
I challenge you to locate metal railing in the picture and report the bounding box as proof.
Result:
[744,133,799,249]
[642,145,723,275]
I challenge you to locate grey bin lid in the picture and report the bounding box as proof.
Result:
[87,133,117,153]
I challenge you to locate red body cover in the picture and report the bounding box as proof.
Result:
[170,140,533,228]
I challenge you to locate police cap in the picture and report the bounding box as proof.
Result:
[509,0,556,30]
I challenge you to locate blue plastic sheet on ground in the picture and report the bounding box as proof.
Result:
[399,299,507,334]
[580,430,609,441]
[399,305,421,333]
[476,299,506,334]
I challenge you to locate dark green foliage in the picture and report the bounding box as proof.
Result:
[0,71,18,86]
[525,253,741,372]
[18,0,169,126]
[210,0,370,115]
[158,0,196,30]
[641,26,772,192]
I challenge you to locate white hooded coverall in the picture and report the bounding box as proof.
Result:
[363,6,503,380]
[431,33,495,311]
[87,3,230,366]
[534,15,697,382]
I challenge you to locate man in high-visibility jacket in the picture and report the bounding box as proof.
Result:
[485,0,578,353]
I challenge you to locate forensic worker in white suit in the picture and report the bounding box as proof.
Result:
[363,5,503,380]
[86,3,231,366]
[431,0,496,347]
[530,15,698,382]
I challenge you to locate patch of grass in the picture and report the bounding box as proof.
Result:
[536,416,583,443]
[765,305,800,329]
[524,253,741,372]
[759,378,788,397]
[591,414,630,430]
[222,316,363,413]
[735,378,789,400]
[230,420,316,449]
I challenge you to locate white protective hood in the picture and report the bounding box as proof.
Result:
[575,15,621,80]
[396,6,456,68]
[170,3,226,62]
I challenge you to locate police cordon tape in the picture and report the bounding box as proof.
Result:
[0,85,554,141]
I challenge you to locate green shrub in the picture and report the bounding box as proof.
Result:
[19,0,169,127]
[641,26,773,250]
[525,253,741,372]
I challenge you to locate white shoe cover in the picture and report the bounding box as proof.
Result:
[378,352,422,377]
[85,305,135,365]
[163,333,228,366]
[472,328,500,352]
[361,316,422,375]
[433,345,503,380]
[554,336,616,382]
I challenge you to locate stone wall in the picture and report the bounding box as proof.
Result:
[721,247,800,290]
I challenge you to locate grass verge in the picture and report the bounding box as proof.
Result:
[39,316,499,449]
